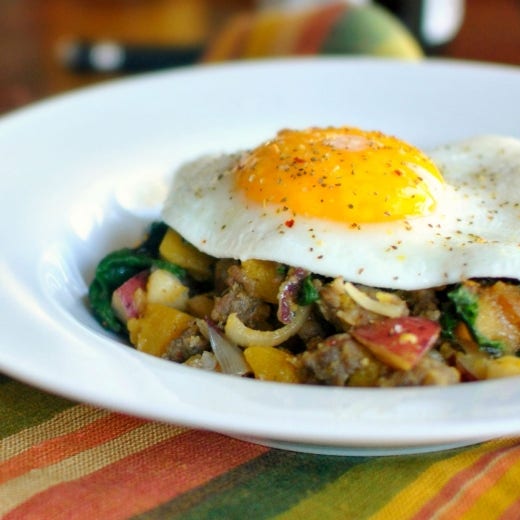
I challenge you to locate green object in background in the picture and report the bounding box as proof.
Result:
[321,4,423,59]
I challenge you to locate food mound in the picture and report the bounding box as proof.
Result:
[89,126,520,386]
[89,222,520,386]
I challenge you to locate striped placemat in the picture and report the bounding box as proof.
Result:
[2,375,520,519]
[203,2,422,62]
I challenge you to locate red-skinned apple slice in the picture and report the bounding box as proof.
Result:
[351,316,441,371]
[111,270,149,323]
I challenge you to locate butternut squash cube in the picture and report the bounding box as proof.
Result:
[159,228,214,281]
[244,346,299,383]
[186,294,214,319]
[485,356,520,379]
[241,259,285,304]
[127,303,195,357]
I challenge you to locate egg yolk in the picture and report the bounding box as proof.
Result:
[233,127,444,224]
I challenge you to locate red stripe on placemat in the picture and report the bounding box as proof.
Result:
[294,3,348,54]
[411,442,520,520]
[5,429,269,520]
[0,413,146,484]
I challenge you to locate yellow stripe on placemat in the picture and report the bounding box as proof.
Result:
[241,10,286,58]
[0,405,110,463]
[0,420,186,516]
[367,438,520,520]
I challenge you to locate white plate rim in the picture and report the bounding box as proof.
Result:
[1,56,520,455]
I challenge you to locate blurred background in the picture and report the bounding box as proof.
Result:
[1,0,519,115]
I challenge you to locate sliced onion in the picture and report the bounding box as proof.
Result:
[203,320,251,376]
[225,305,310,348]
[342,281,408,318]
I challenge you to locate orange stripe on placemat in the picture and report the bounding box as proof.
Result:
[5,429,269,520]
[412,442,520,520]
[0,420,187,517]
[0,411,146,484]
[294,3,348,54]
[457,452,520,520]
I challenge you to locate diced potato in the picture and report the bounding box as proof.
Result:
[474,286,515,351]
[159,228,215,281]
[241,259,285,304]
[490,281,520,328]
[244,346,300,383]
[186,294,214,318]
[127,303,195,357]
[457,280,520,355]
[184,351,218,371]
[147,269,188,310]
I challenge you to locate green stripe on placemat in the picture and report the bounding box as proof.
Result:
[272,448,471,519]
[136,443,471,520]
[0,375,74,437]
[137,449,369,519]
[0,373,12,385]
[321,4,422,58]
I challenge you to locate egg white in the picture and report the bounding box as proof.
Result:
[162,135,520,290]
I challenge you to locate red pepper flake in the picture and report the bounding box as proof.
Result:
[285,219,295,228]
[293,157,305,164]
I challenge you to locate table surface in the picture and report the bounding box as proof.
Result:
[1,0,519,115]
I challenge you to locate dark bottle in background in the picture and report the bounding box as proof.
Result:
[376,0,465,54]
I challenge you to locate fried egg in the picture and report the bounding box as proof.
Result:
[162,127,520,290]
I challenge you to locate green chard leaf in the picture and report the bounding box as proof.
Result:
[88,222,186,335]
[298,276,319,306]
[447,284,503,356]
[439,300,459,342]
